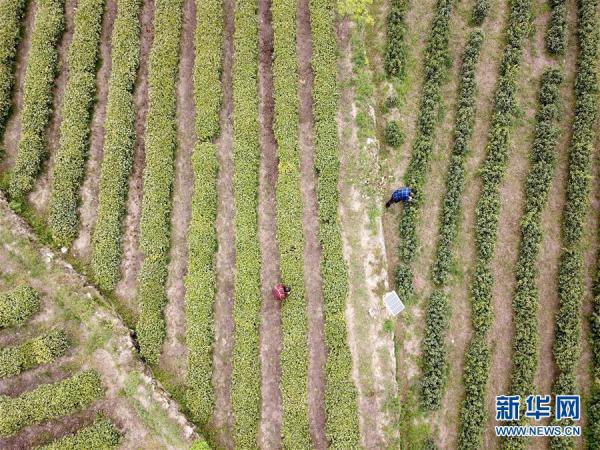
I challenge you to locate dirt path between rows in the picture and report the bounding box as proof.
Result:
[297,0,327,447]
[115,0,155,315]
[256,0,283,448]
[160,0,196,384]
[484,1,556,447]
[0,0,35,173]
[72,0,117,260]
[28,0,76,215]
[210,0,236,446]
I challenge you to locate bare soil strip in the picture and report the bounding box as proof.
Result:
[160,0,196,383]
[0,358,74,397]
[256,0,283,448]
[0,0,35,173]
[114,0,155,314]
[71,0,117,260]
[210,0,236,446]
[484,1,556,447]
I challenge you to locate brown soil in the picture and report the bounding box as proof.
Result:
[160,0,196,383]
[0,357,74,397]
[114,0,155,315]
[297,0,327,447]
[28,0,76,214]
[0,0,35,173]
[71,0,117,260]
[256,0,283,448]
[209,0,236,446]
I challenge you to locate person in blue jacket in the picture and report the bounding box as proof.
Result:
[385,187,416,208]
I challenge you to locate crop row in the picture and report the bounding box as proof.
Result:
[384,0,409,81]
[553,0,598,446]
[546,0,567,54]
[0,0,27,138]
[91,0,142,291]
[272,0,310,446]
[0,369,103,436]
[458,0,532,445]
[40,416,121,449]
[310,0,360,445]
[184,0,222,427]
[421,30,484,411]
[8,0,64,200]
[230,0,261,447]
[135,0,183,364]
[0,285,40,328]
[396,0,452,300]
[0,328,69,378]
[47,0,105,245]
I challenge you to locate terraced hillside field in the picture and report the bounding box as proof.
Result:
[0,0,598,448]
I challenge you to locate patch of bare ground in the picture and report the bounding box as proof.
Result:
[337,18,398,449]
[0,356,76,397]
[71,0,117,260]
[484,2,556,448]
[435,0,510,446]
[256,0,282,448]
[27,0,76,214]
[114,0,154,315]
[209,0,236,446]
[160,0,196,384]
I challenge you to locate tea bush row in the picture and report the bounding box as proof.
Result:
[384,0,409,80]
[0,285,40,328]
[546,0,567,54]
[39,416,121,449]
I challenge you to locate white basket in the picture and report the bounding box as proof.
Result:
[383,291,405,316]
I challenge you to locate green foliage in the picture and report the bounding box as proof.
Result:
[230,0,261,447]
[47,0,105,245]
[0,285,40,328]
[0,329,70,378]
[385,94,400,110]
[184,0,221,429]
[8,0,64,199]
[384,0,409,80]
[546,1,567,54]
[0,0,27,138]
[91,0,142,291]
[471,0,489,25]
[310,0,360,445]
[38,416,120,449]
[385,120,405,147]
[135,0,183,364]
[338,0,374,24]
[0,370,103,436]
[458,0,533,445]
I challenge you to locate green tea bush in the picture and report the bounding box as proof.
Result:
[0,0,27,138]
[0,329,70,378]
[385,120,405,147]
[0,285,40,328]
[135,0,183,364]
[310,0,360,445]
[91,0,142,291]
[39,416,121,449]
[458,0,533,445]
[8,0,63,199]
[47,0,105,245]
[230,0,261,447]
[184,0,222,427]
[0,370,103,436]
[385,94,399,110]
[384,0,409,80]
[471,0,489,25]
[421,30,483,410]
[546,1,567,54]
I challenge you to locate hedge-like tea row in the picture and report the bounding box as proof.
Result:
[0,0,27,138]
[0,329,69,378]
[0,285,40,328]
[310,0,360,445]
[39,416,121,449]
[0,369,103,436]
[91,0,142,291]
[231,0,261,446]
[396,0,452,299]
[421,31,483,411]
[384,0,409,80]
[471,0,489,25]
[553,0,598,447]
[8,0,64,199]
[184,0,222,427]
[135,0,183,364]
[458,0,532,446]
[47,0,105,245]
[546,0,567,54]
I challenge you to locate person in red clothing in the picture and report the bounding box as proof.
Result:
[272,284,291,301]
